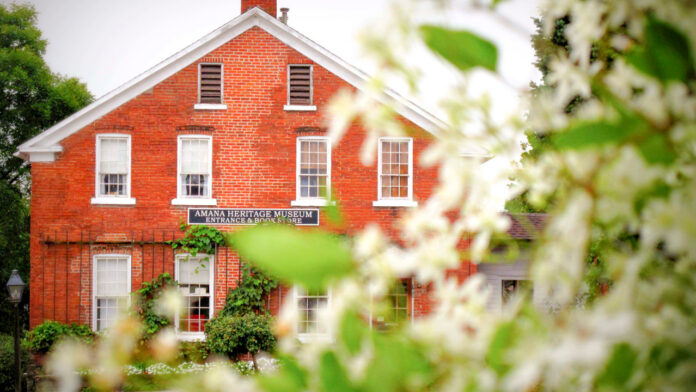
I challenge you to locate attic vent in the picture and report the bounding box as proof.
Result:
[199,64,222,104]
[288,65,312,105]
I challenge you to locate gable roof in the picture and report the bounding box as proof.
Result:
[506,213,547,239]
[16,7,488,162]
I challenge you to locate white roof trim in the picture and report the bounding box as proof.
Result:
[16,7,487,160]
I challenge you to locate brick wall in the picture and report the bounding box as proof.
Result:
[29,27,474,328]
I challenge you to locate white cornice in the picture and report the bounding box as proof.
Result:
[16,8,487,162]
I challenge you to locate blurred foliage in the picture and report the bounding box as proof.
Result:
[228,225,354,291]
[0,333,30,392]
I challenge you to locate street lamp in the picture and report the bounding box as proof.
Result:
[6,270,25,392]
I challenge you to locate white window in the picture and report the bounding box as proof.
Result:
[292,137,331,206]
[373,138,417,207]
[295,287,330,342]
[175,254,214,339]
[478,259,538,312]
[172,135,216,206]
[92,135,135,205]
[384,280,410,328]
[92,255,131,331]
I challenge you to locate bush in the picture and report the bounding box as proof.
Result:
[177,341,209,363]
[205,313,275,360]
[0,334,30,392]
[25,321,95,354]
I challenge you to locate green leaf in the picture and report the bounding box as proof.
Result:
[258,355,307,392]
[551,119,637,150]
[420,25,498,72]
[644,16,694,82]
[637,134,677,165]
[340,311,367,355]
[596,343,637,387]
[319,351,355,392]
[634,180,671,214]
[363,334,433,391]
[228,225,354,291]
[486,321,514,375]
[626,17,694,82]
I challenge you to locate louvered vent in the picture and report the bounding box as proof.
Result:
[199,64,222,104]
[288,65,312,105]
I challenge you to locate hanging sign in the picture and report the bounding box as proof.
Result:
[188,208,319,226]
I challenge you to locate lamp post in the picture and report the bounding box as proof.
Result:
[6,270,25,392]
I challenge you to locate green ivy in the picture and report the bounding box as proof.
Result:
[25,320,95,354]
[132,273,176,337]
[168,223,225,256]
[220,263,278,317]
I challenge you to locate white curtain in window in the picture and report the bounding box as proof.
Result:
[95,257,129,296]
[178,257,211,285]
[181,139,209,175]
[99,138,128,174]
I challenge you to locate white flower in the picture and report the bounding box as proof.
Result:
[547,58,593,105]
[566,1,607,68]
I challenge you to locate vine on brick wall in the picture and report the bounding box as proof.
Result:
[168,223,225,256]
[132,273,176,337]
[220,262,278,316]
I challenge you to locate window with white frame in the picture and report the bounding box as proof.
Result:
[93,255,131,331]
[295,287,329,339]
[295,137,330,202]
[478,259,536,312]
[175,254,213,336]
[177,136,212,199]
[95,135,131,198]
[384,280,410,328]
[378,138,413,201]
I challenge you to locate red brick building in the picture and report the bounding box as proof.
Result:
[17,1,482,341]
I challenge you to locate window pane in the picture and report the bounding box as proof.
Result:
[181,139,210,175]
[177,256,213,333]
[298,139,329,199]
[380,140,411,200]
[95,256,129,331]
[99,138,128,174]
[296,289,329,334]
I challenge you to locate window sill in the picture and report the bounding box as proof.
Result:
[372,200,418,208]
[291,199,334,207]
[284,105,317,112]
[91,197,136,205]
[171,198,217,206]
[297,333,332,344]
[194,103,227,110]
[177,332,206,342]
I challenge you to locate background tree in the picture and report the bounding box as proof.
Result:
[0,3,92,333]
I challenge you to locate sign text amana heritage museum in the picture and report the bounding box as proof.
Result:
[188,208,320,225]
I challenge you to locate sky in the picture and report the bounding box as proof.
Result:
[4,0,542,113]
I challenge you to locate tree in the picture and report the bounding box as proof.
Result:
[0,3,93,333]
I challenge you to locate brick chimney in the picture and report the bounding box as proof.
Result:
[241,0,277,17]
